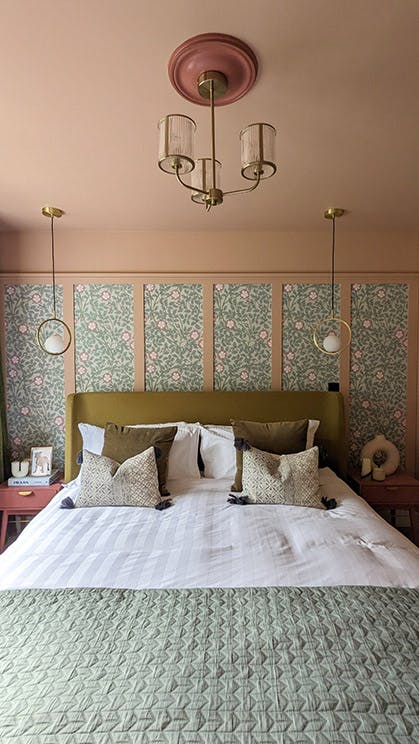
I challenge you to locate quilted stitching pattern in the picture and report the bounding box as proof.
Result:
[242,445,322,507]
[77,447,160,507]
[0,586,417,742]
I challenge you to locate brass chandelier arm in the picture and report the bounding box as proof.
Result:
[175,166,209,195]
[223,172,261,196]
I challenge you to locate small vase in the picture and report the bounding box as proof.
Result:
[360,434,400,476]
[11,459,30,478]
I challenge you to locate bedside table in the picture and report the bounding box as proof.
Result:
[0,479,63,552]
[348,470,419,545]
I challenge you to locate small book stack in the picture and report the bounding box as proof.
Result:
[8,469,61,487]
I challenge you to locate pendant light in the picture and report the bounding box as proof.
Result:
[158,33,276,211]
[313,208,351,355]
[36,206,71,355]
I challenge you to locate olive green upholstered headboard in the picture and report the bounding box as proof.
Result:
[65,390,346,482]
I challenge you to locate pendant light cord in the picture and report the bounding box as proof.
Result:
[50,215,57,319]
[331,216,335,317]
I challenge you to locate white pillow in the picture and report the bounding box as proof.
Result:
[199,420,320,480]
[199,425,236,479]
[77,421,200,481]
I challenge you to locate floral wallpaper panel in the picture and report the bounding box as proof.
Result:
[74,284,134,393]
[4,285,66,468]
[282,283,340,390]
[349,283,408,468]
[213,283,272,390]
[144,284,203,391]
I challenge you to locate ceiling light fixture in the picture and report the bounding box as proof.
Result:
[158,33,277,211]
[36,206,71,355]
[313,208,351,355]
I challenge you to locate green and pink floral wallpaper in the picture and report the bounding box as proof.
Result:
[213,283,272,390]
[282,283,340,390]
[4,284,66,467]
[144,283,203,391]
[74,283,134,393]
[349,283,408,468]
[2,280,410,469]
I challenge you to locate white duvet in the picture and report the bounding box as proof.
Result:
[0,468,418,589]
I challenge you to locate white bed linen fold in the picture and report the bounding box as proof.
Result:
[0,468,418,589]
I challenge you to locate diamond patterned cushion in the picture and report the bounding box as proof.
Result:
[76,447,161,508]
[242,445,322,506]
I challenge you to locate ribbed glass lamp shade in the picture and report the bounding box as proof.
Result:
[191,158,222,204]
[240,123,276,180]
[158,115,196,175]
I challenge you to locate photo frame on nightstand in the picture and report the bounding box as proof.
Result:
[30,446,53,477]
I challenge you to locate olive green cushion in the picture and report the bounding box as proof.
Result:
[231,418,309,492]
[102,423,177,496]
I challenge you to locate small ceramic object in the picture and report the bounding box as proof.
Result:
[372,466,385,481]
[11,459,30,478]
[360,434,400,476]
[361,457,372,477]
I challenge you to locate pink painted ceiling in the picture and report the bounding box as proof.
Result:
[0,0,419,231]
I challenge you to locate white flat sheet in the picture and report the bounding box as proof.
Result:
[0,468,418,589]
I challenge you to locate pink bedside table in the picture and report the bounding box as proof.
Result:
[0,478,63,552]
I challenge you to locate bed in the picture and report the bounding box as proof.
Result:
[0,390,418,742]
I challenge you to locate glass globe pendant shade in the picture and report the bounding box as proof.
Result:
[37,318,72,356]
[240,123,276,180]
[158,115,196,175]
[191,158,221,204]
[322,331,341,353]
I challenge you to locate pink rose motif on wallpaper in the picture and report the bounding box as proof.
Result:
[259,329,269,340]
[101,290,111,301]
[75,284,85,293]
[218,350,226,359]
[145,284,155,292]
[240,289,249,300]
[286,351,295,361]
[171,289,180,300]
[33,375,43,386]
[354,349,362,359]
[363,319,372,329]
[149,350,158,360]
[309,290,318,300]
[352,283,361,291]
[77,365,87,376]
[121,331,131,342]
[393,409,402,420]
[54,415,64,429]
[284,284,292,293]
[226,320,235,329]
[172,371,181,382]
[267,339,272,348]
[215,284,224,291]
[240,370,249,381]
[284,364,292,374]
[18,324,28,334]
[87,321,97,331]
[146,364,156,374]
[11,355,19,365]
[6,286,16,296]
[31,293,42,304]
[376,288,386,299]
[190,330,200,340]
[375,370,384,380]
[215,363,224,373]
[13,436,22,446]
[20,407,30,416]
[351,363,359,373]
[294,321,304,330]
[157,320,167,330]
[394,329,404,339]
[79,351,89,362]
[8,369,17,379]
[308,372,316,382]
[103,372,112,384]
[361,400,370,409]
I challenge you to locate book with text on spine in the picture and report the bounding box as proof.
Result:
[8,469,61,487]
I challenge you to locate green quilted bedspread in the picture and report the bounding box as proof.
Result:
[0,586,418,743]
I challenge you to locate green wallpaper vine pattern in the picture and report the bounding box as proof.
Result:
[4,285,65,468]
[349,283,408,468]
[213,283,272,390]
[3,281,410,470]
[144,284,203,391]
[74,283,134,393]
[282,283,340,391]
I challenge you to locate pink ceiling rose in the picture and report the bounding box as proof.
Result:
[168,33,258,106]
